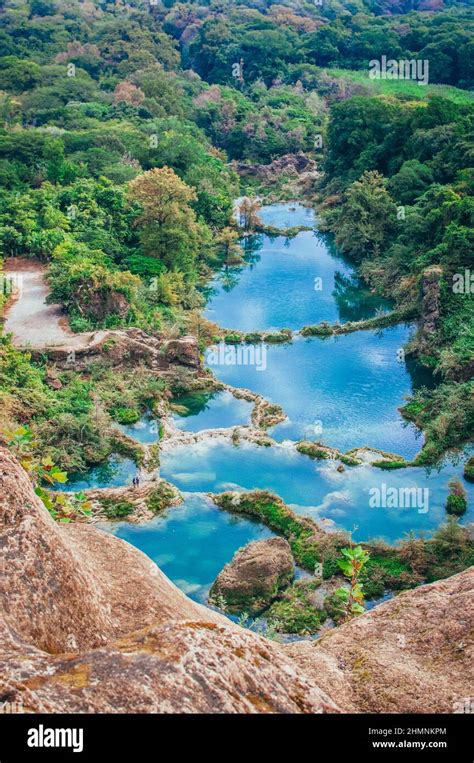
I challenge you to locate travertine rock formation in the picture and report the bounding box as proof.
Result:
[30,328,200,373]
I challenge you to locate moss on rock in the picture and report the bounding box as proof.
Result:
[296,441,331,460]
[265,578,328,635]
[463,456,474,483]
[340,454,362,467]
[145,482,180,514]
[100,498,134,520]
[372,459,408,470]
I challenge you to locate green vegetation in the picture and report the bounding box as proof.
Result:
[426,521,474,581]
[361,549,418,598]
[401,383,474,464]
[213,493,474,635]
[464,456,474,483]
[262,330,292,344]
[340,454,362,467]
[325,68,474,105]
[333,545,370,621]
[300,307,418,337]
[112,407,140,425]
[100,498,134,520]
[446,478,468,516]
[296,441,331,460]
[188,4,474,91]
[0,331,168,474]
[2,424,92,522]
[319,89,474,461]
[372,460,408,470]
[214,489,347,573]
[0,0,470,626]
[214,490,473,604]
[265,579,328,635]
[0,0,471,469]
[223,333,242,345]
[145,482,180,515]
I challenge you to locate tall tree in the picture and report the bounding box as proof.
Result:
[128,167,203,277]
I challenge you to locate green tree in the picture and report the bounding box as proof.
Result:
[388,160,434,206]
[128,167,204,277]
[333,171,398,260]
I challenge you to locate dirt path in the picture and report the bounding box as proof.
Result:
[3,258,93,349]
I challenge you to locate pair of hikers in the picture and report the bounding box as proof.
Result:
[132,476,140,488]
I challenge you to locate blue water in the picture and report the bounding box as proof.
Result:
[259,202,315,229]
[172,390,253,432]
[160,439,474,543]
[60,201,472,616]
[117,416,160,444]
[62,456,139,491]
[204,204,391,331]
[206,327,431,459]
[106,493,273,605]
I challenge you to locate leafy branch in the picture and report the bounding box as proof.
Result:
[3,425,92,523]
[334,545,370,622]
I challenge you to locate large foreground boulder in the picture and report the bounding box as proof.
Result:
[209,537,295,614]
[287,568,474,714]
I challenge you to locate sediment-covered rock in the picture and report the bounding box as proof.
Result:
[68,478,183,523]
[287,568,474,714]
[30,328,200,373]
[209,537,295,614]
[419,265,442,349]
[162,335,200,368]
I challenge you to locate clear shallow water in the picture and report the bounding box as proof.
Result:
[117,415,160,444]
[160,439,474,543]
[171,390,252,432]
[105,493,273,606]
[207,327,432,460]
[62,456,139,491]
[204,204,391,331]
[258,202,315,229]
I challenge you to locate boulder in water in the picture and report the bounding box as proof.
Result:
[209,537,295,614]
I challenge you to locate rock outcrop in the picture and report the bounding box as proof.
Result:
[1,447,473,714]
[30,328,200,373]
[68,478,183,524]
[209,538,295,614]
[233,153,315,180]
[162,335,200,368]
[287,568,474,714]
[419,265,442,349]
